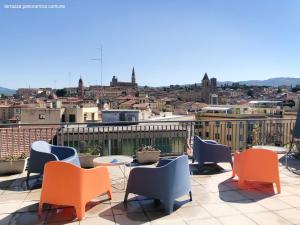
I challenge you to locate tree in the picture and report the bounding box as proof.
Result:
[56,88,67,97]
[277,88,282,94]
[247,90,254,98]
[292,87,300,92]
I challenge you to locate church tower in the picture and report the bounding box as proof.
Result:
[202,73,210,88]
[201,73,211,103]
[131,67,136,84]
[78,76,84,99]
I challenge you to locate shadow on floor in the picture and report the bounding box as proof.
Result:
[218,177,277,203]
[0,175,42,192]
[190,163,229,175]
[0,197,174,225]
[279,154,300,175]
[0,174,42,192]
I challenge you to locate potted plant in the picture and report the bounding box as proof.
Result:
[78,142,100,168]
[0,152,28,175]
[136,145,161,164]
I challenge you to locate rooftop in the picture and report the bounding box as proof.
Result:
[0,155,300,225]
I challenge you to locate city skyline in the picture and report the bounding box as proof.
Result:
[1,0,300,89]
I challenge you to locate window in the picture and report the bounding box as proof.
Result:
[227,122,232,128]
[205,121,209,127]
[84,113,87,121]
[215,133,220,139]
[227,134,232,141]
[239,135,244,141]
[39,114,46,120]
[195,122,202,129]
[216,121,220,127]
[69,114,76,122]
[206,132,209,138]
[239,122,243,129]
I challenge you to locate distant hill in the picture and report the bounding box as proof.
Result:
[0,87,16,95]
[219,77,300,87]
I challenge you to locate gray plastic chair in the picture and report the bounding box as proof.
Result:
[124,155,192,214]
[193,135,233,170]
[26,141,80,187]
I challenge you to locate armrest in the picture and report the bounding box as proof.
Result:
[84,166,110,184]
[31,150,59,161]
[204,142,230,152]
[128,167,167,184]
[51,146,77,160]
[156,159,173,167]
[127,167,169,196]
[29,150,59,173]
[204,140,218,144]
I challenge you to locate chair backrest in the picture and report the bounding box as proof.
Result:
[241,148,278,180]
[42,161,110,205]
[193,135,204,158]
[163,155,191,196]
[31,141,51,153]
[42,161,82,204]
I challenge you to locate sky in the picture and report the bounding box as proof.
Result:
[0,0,300,89]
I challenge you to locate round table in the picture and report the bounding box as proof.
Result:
[93,155,133,189]
[252,145,288,154]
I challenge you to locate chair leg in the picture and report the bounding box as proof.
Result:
[38,202,43,216]
[189,191,192,201]
[238,179,246,189]
[26,171,30,189]
[275,181,281,194]
[107,189,112,200]
[75,204,86,220]
[164,199,174,214]
[154,199,160,205]
[230,162,235,177]
[198,162,204,171]
[232,169,236,178]
[123,191,129,208]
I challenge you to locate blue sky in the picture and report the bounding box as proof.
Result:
[0,0,300,89]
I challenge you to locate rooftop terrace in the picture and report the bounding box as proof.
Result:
[0,155,300,225]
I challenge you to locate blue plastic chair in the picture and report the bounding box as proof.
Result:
[26,141,80,188]
[124,155,192,214]
[193,135,233,171]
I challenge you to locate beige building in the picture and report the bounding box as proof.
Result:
[196,105,266,150]
[20,108,62,124]
[0,105,12,122]
[247,100,284,117]
[16,106,99,124]
[62,107,99,123]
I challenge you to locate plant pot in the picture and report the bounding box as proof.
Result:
[79,154,99,168]
[136,150,160,164]
[0,158,28,175]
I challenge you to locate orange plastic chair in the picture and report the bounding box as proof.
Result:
[38,161,112,220]
[233,148,281,193]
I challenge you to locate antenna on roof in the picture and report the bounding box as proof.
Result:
[91,44,104,107]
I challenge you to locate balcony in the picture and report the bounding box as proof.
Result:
[0,119,299,224]
[0,118,297,158]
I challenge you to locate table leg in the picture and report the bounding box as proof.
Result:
[117,164,127,190]
[123,164,126,189]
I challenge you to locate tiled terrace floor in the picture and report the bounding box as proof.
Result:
[0,155,300,225]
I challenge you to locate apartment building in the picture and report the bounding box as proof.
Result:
[196,105,266,150]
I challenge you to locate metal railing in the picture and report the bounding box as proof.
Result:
[0,118,296,158]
